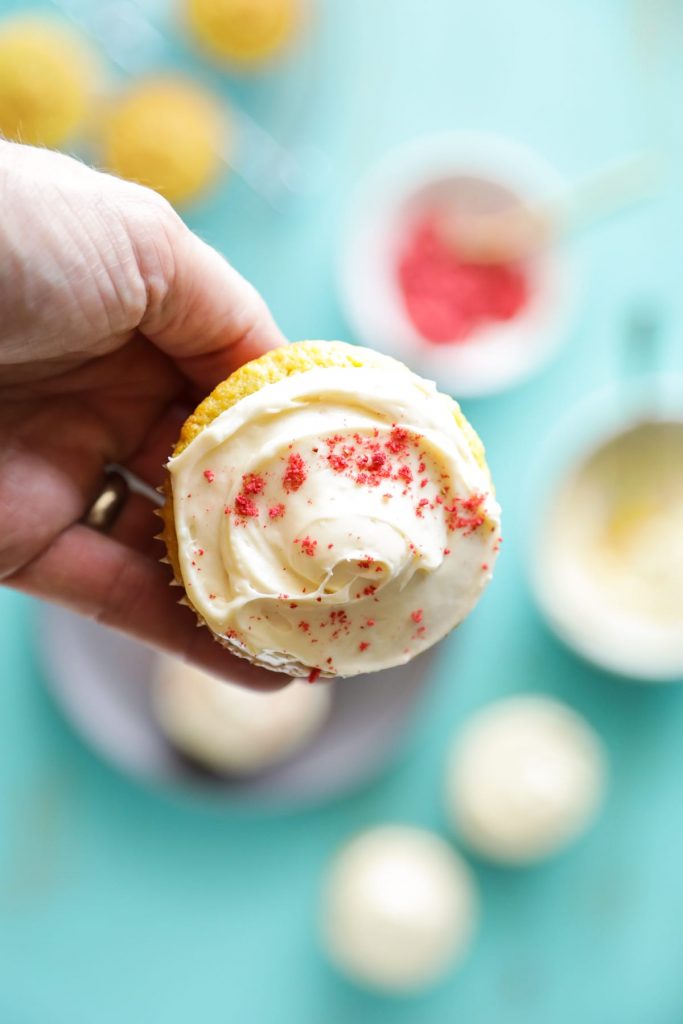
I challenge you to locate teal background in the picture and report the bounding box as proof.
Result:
[2,0,683,1021]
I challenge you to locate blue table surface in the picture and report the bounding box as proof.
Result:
[2,1,683,1021]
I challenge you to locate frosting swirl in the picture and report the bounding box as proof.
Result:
[168,365,500,677]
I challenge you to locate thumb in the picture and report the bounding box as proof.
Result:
[133,203,285,391]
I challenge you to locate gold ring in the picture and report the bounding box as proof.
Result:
[83,468,129,533]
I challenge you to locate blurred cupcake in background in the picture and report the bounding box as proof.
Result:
[99,76,227,205]
[445,695,606,865]
[0,15,99,148]
[322,825,478,992]
[184,0,302,67]
[152,655,332,775]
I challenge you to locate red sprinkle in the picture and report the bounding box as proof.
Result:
[307,668,321,683]
[241,473,266,495]
[359,642,370,652]
[203,469,215,483]
[268,503,286,519]
[445,492,486,534]
[283,453,307,492]
[235,493,259,518]
[300,536,317,557]
[411,609,423,624]
[386,426,410,454]
[298,621,310,632]
[397,214,529,344]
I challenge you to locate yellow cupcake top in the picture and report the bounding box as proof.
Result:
[166,341,500,678]
[185,0,299,65]
[101,77,225,206]
[0,16,96,147]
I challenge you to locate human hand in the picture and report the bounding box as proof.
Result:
[0,140,286,687]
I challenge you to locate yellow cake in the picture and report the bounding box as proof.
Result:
[0,16,96,147]
[161,340,501,679]
[100,77,225,206]
[185,0,299,65]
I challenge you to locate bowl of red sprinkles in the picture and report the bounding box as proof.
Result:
[339,132,576,396]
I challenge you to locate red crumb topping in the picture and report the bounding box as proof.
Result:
[445,492,486,534]
[307,668,321,683]
[386,426,410,454]
[283,453,307,492]
[411,609,423,623]
[359,642,370,652]
[235,493,259,518]
[241,473,266,495]
[203,469,215,483]
[298,621,310,632]
[268,503,286,519]
[300,536,317,557]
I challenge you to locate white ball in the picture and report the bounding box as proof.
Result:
[446,695,606,864]
[322,826,478,992]
[152,656,332,774]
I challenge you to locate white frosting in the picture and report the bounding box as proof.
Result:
[322,826,477,991]
[152,656,332,774]
[168,365,500,677]
[446,696,606,864]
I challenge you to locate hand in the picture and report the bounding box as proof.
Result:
[0,141,286,688]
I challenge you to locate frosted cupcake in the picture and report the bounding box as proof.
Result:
[184,0,300,65]
[161,341,501,679]
[0,16,96,148]
[152,654,332,774]
[100,77,225,206]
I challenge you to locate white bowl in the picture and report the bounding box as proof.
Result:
[338,132,576,397]
[531,374,683,683]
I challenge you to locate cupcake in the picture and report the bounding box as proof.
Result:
[0,16,96,148]
[152,654,332,775]
[184,0,300,65]
[161,340,501,679]
[322,826,478,992]
[445,696,606,864]
[100,77,225,206]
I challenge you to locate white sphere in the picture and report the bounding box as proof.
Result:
[322,826,478,992]
[446,695,606,864]
[152,656,332,774]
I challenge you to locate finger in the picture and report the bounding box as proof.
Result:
[139,217,286,392]
[108,490,162,558]
[124,401,189,487]
[7,525,288,691]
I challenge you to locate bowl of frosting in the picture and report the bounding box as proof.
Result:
[339,132,576,396]
[532,374,683,682]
